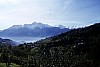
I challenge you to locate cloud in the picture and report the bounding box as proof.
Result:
[59,0,74,15]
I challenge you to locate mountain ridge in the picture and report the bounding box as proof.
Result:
[0,22,70,37]
[8,22,52,30]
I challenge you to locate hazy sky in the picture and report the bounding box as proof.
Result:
[0,0,100,30]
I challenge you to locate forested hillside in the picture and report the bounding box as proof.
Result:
[0,23,100,67]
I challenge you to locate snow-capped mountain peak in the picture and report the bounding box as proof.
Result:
[9,25,23,29]
[25,22,51,29]
[55,25,66,29]
[9,22,52,29]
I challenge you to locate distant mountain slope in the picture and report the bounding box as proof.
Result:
[0,38,17,46]
[0,22,70,37]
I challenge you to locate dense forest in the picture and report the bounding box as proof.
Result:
[0,23,100,67]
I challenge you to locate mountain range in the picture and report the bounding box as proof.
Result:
[0,22,70,37]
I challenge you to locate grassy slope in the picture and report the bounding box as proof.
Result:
[0,63,20,67]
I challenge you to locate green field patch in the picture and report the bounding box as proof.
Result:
[0,63,20,67]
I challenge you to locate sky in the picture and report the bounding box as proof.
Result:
[0,0,100,30]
